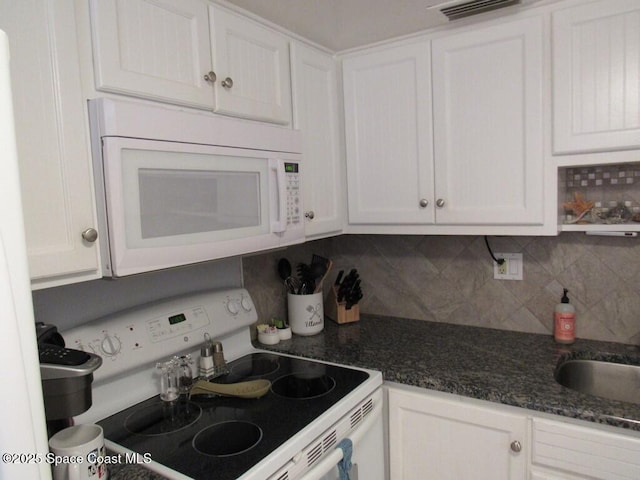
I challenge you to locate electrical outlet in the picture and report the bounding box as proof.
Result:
[497,260,508,276]
[494,253,523,280]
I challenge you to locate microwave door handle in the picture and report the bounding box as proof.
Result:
[270,158,287,233]
[298,400,382,480]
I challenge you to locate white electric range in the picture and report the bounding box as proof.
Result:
[62,288,384,480]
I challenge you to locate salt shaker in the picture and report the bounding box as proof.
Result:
[198,334,215,380]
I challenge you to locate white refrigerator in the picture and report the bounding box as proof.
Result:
[0,28,51,479]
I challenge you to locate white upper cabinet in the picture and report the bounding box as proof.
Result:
[90,0,214,109]
[0,0,101,288]
[291,43,343,237]
[343,41,434,225]
[553,0,640,154]
[432,15,545,225]
[342,15,552,233]
[209,5,291,125]
[89,0,292,124]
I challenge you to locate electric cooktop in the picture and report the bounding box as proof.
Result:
[98,353,369,480]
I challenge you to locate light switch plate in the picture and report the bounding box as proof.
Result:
[493,253,523,280]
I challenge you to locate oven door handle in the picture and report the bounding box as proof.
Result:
[298,400,382,480]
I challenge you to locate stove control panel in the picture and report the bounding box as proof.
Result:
[62,288,257,383]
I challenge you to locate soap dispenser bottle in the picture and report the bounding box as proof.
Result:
[554,288,576,344]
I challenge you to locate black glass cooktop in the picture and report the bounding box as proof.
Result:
[98,353,369,480]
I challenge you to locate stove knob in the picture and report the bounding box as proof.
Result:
[101,335,122,357]
[226,300,239,315]
[241,297,253,312]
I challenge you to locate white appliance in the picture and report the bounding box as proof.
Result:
[0,29,51,479]
[89,98,305,277]
[64,288,384,480]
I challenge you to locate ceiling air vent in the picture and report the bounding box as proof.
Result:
[435,0,522,21]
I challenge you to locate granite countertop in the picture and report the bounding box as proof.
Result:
[256,314,640,432]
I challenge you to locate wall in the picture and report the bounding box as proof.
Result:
[243,233,640,345]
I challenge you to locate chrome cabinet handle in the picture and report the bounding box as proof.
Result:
[204,71,217,83]
[305,211,315,220]
[510,440,522,453]
[436,198,445,208]
[81,228,98,243]
[419,199,429,208]
[221,77,233,88]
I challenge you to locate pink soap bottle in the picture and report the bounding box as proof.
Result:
[554,288,576,344]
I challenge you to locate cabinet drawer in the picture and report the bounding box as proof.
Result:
[532,419,640,480]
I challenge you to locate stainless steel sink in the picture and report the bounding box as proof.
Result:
[555,358,640,404]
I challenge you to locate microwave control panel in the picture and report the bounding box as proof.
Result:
[285,162,301,226]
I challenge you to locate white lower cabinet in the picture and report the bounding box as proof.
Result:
[387,383,528,480]
[387,383,640,480]
[531,418,640,480]
[530,471,585,480]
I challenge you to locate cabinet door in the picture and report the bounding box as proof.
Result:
[553,0,640,154]
[530,471,585,480]
[209,6,292,125]
[0,0,101,287]
[291,43,343,238]
[343,41,434,225]
[388,386,527,480]
[532,418,640,480]
[432,16,544,225]
[90,0,214,109]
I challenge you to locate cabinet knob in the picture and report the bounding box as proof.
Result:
[204,71,217,83]
[436,198,445,208]
[419,199,429,208]
[221,77,234,89]
[305,211,315,220]
[510,440,522,453]
[81,228,98,243]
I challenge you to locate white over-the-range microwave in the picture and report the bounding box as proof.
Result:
[88,98,304,277]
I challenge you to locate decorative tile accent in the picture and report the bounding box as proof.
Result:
[562,164,640,224]
[243,233,640,345]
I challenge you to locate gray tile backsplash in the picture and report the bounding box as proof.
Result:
[242,233,640,345]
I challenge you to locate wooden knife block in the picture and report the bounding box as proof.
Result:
[325,286,360,324]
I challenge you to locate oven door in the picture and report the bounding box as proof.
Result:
[97,137,301,277]
[298,396,385,480]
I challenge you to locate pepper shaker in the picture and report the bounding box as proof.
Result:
[198,334,215,380]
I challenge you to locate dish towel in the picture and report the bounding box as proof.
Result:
[337,438,353,480]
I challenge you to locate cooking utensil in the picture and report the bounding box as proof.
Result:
[189,379,271,399]
[277,258,292,280]
[313,260,332,293]
[296,262,316,294]
[278,258,301,294]
[310,255,333,293]
[286,276,302,295]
